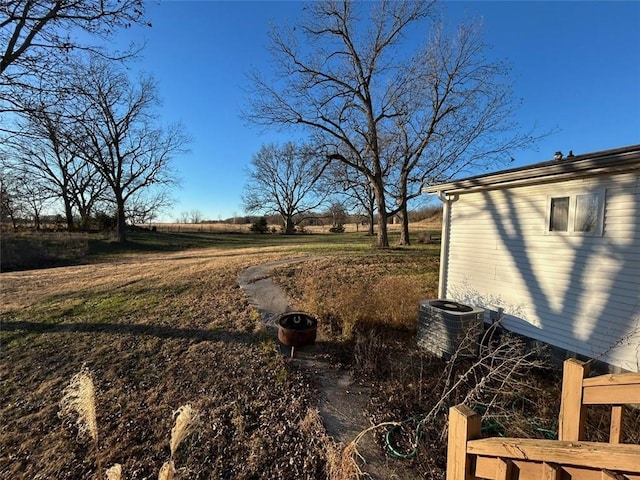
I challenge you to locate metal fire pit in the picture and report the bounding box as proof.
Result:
[277,312,318,349]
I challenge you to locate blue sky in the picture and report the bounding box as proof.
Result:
[118,1,640,222]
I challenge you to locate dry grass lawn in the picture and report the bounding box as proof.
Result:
[1,245,331,479]
[2,230,637,480]
[1,229,443,480]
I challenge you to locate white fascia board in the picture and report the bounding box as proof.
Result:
[423,146,640,196]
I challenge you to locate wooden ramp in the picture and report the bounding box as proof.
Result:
[446,359,640,480]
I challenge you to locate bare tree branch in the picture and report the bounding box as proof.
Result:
[246,1,548,247]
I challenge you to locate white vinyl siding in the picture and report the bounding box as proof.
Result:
[444,172,640,371]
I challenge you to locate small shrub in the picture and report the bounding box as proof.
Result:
[250,217,269,233]
[353,328,389,377]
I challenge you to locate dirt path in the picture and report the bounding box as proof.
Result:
[239,258,416,480]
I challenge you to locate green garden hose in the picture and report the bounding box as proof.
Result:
[385,416,425,459]
[385,409,512,459]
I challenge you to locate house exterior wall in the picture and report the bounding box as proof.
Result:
[443,171,640,372]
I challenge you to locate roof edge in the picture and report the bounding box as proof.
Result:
[424,144,640,195]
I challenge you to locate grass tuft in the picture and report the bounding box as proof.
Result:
[59,368,99,444]
[158,460,175,480]
[337,422,400,480]
[105,464,122,480]
[169,404,199,459]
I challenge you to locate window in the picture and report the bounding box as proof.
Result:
[574,194,599,232]
[549,197,569,231]
[546,190,605,236]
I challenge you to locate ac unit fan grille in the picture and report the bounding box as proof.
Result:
[417,299,484,358]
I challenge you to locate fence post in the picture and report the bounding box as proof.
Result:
[559,358,589,441]
[495,458,513,480]
[610,406,624,444]
[447,405,481,480]
[542,462,561,480]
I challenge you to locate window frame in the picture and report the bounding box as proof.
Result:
[544,188,605,236]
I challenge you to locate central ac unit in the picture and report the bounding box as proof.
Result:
[417,299,485,358]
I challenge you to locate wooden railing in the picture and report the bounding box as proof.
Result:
[446,359,640,480]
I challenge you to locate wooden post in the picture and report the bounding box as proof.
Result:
[447,405,481,480]
[559,358,589,441]
[610,405,624,444]
[542,462,561,480]
[495,458,513,480]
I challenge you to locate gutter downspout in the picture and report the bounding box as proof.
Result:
[435,190,457,299]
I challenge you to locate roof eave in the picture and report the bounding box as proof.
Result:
[424,146,640,196]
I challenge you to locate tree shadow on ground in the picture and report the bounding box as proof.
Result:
[1,320,265,346]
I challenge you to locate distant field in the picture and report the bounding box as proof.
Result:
[0,221,443,272]
[142,219,442,234]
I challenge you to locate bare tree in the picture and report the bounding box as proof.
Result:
[385,21,540,245]
[178,211,190,224]
[2,104,104,230]
[243,142,330,234]
[71,59,189,242]
[247,0,438,247]
[247,0,542,247]
[11,168,52,228]
[327,200,348,228]
[1,0,149,115]
[189,209,203,224]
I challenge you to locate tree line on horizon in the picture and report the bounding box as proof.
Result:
[171,205,442,232]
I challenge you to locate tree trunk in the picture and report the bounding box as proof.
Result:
[398,202,411,246]
[377,211,389,247]
[79,211,90,231]
[372,180,389,247]
[284,215,295,235]
[63,198,74,231]
[367,197,375,236]
[115,196,127,242]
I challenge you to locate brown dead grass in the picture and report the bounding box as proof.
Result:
[0,245,329,479]
[3,236,635,480]
[142,220,443,236]
[272,254,439,338]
